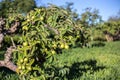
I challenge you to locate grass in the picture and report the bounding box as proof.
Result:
[0,41,120,80]
[54,41,120,64]
[49,41,120,80]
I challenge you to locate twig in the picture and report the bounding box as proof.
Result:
[11,37,16,48]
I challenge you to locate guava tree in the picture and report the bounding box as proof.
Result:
[0,5,90,79]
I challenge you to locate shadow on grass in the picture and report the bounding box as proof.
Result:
[45,59,105,79]
[66,59,105,79]
[92,42,105,47]
[0,59,106,80]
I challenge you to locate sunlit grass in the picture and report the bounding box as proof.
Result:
[51,41,120,79]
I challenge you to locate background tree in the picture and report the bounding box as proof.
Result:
[80,8,102,27]
[0,0,36,17]
[108,9,120,22]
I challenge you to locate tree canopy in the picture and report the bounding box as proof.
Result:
[0,0,36,17]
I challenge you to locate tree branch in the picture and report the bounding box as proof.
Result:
[0,46,17,72]
[0,17,18,72]
[44,24,60,35]
[8,21,20,34]
[0,34,4,48]
[0,61,4,67]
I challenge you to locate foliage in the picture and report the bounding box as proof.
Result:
[0,0,36,17]
[102,20,120,35]
[90,10,120,42]
[0,5,89,79]
[86,19,120,42]
[0,68,19,80]
[79,8,102,28]
[0,2,120,80]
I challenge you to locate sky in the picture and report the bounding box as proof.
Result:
[36,0,120,21]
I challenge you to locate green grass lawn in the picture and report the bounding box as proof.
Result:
[49,41,120,80]
[0,41,120,80]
